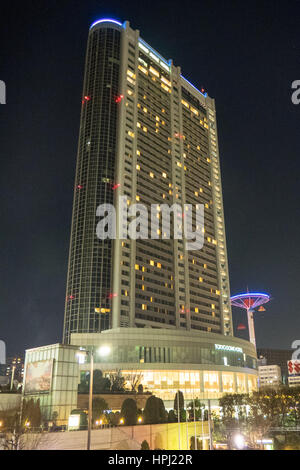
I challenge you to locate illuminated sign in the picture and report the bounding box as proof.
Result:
[68,414,80,430]
[288,360,300,376]
[215,344,243,353]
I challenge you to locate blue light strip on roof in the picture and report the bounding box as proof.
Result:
[138,38,170,67]
[180,75,208,98]
[90,18,122,30]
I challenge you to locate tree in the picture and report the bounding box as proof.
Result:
[80,370,111,394]
[190,436,203,450]
[92,397,109,423]
[0,407,44,450]
[174,391,185,421]
[187,398,205,421]
[144,396,160,424]
[109,370,126,392]
[21,399,42,428]
[93,370,111,393]
[51,411,58,427]
[141,439,150,450]
[107,412,118,426]
[121,398,137,426]
[125,372,142,392]
[157,398,168,423]
[168,409,177,423]
[138,384,144,394]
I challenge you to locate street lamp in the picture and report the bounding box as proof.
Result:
[76,345,111,450]
[232,433,245,450]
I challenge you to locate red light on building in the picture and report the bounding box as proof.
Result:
[115,94,124,103]
[82,96,91,104]
[77,185,83,190]
[108,293,118,299]
[174,132,183,139]
[68,295,75,300]
[112,183,121,190]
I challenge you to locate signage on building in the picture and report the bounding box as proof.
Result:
[288,360,300,376]
[215,344,243,354]
[24,359,53,393]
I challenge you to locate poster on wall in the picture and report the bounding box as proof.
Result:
[24,359,53,393]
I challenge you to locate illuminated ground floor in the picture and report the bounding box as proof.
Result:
[73,328,258,408]
[22,328,258,424]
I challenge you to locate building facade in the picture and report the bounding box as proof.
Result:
[257,348,292,384]
[22,18,259,424]
[23,344,79,425]
[63,18,233,343]
[71,328,257,408]
[258,365,282,388]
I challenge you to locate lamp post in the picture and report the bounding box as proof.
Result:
[177,390,181,450]
[76,345,111,451]
[87,347,94,451]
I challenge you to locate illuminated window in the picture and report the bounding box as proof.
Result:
[149,66,159,77]
[127,70,136,79]
[138,65,148,75]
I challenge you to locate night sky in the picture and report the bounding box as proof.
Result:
[1,0,300,356]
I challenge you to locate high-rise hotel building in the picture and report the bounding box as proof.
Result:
[63,18,233,343]
[23,20,257,422]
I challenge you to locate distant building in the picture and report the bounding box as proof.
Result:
[1,356,24,382]
[257,349,292,384]
[258,365,282,387]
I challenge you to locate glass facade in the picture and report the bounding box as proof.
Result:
[85,343,257,369]
[100,369,258,402]
[63,26,121,342]
[23,345,79,425]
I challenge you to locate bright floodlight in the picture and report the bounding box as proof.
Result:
[231,292,270,348]
[76,350,87,364]
[233,433,245,450]
[98,346,111,357]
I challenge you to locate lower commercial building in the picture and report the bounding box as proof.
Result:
[258,365,282,388]
[257,348,292,384]
[23,329,258,423]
